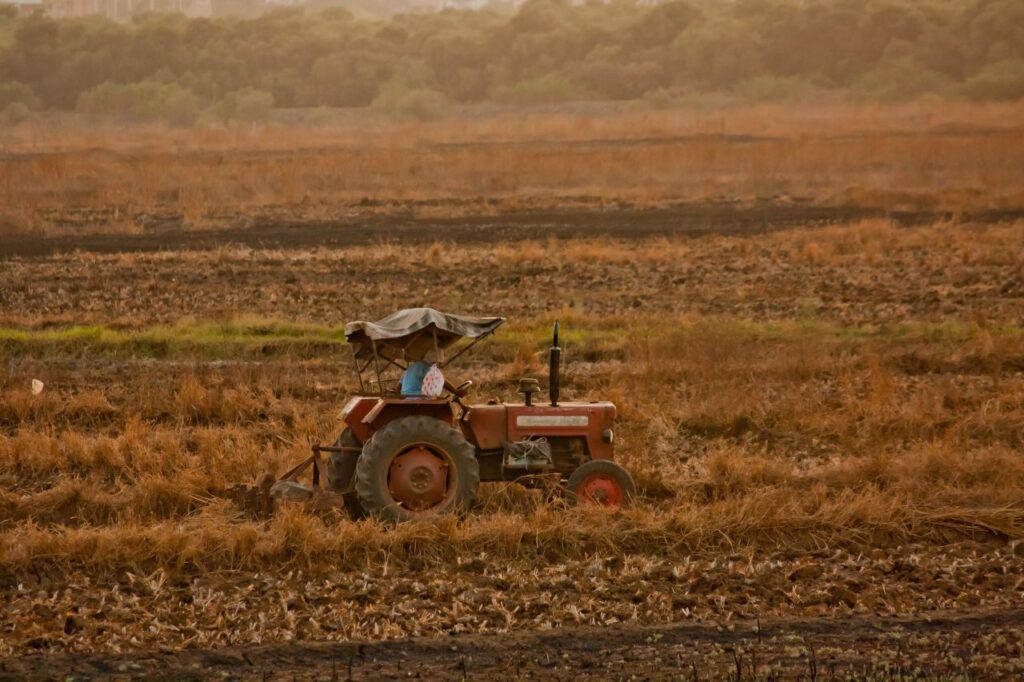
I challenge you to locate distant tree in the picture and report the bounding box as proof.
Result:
[162,87,204,126]
[371,82,449,121]
[77,81,205,124]
[311,50,394,107]
[421,30,489,101]
[734,75,816,102]
[0,102,31,127]
[216,87,274,124]
[0,0,1020,119]
[576,47,664,100]
[960,59,1024,101]
[967,0,1024,66]
[492,72,594,105]
[0,82,39,110]
[77,81,166,119]
[672,17,765,90]
[624,1,699,50]
[3,17,61,105]
[856,57,952,102]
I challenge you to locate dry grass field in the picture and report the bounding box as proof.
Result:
[3,101,1024,239]
[1,104,1023,678]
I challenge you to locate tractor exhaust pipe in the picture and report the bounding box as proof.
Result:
[549,321,560,406]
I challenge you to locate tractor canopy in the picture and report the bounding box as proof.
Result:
[345,308,505,363]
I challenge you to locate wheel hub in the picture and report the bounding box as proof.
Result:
[577,474,624,507]
[388,446,449,511]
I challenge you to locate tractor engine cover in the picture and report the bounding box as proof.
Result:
[462,402,615,461]
[507,402,616,461]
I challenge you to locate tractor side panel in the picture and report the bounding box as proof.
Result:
[506,402,616,460]
[461,404,508,450]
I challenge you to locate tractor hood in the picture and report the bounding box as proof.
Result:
[345,308,504,361]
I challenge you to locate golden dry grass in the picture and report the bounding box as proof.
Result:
[1,307,1021,573]
[2,102,1024,236]
[1,109,1023,659]
[1,313,1022,656]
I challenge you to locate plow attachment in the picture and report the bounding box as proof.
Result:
[228,444,355,519]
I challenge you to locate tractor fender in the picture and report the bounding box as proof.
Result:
[343,397,455,443]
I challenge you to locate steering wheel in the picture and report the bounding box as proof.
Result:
[453,380,474,397]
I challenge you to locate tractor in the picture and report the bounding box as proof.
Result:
[240,308,635,521]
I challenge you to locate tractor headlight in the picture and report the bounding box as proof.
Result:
[602,428,614,444]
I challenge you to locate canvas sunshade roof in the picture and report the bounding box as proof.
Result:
[345,308,505,362]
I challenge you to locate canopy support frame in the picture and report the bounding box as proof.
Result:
[440,326,499,369]
[346,312,505,396]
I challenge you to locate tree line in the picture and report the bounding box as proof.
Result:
[1,0,1022,124]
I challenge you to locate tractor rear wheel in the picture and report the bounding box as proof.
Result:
[327,428,365,519]
[566,460,635,507]
[355,416,479,522]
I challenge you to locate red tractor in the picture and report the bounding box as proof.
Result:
[248,308,635,522]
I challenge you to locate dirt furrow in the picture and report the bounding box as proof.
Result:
[3,608,1021,679]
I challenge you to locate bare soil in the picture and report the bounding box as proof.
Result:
[2,202,1023,257]
[3,608,1021,680]
[4,209,1024,330]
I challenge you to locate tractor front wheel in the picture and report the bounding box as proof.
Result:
[566,460,635,507]
[355,416,479,522]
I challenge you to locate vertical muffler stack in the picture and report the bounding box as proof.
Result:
[549,320,560,406]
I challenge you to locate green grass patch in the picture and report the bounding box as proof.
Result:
[0,320,350,361]
[0,316,1019,363]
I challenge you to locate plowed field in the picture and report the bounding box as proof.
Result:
[2,107,1023,678]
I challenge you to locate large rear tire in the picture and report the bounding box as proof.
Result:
[355,416,479,522]
[566,460,635,507]
[327,428,365,519]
